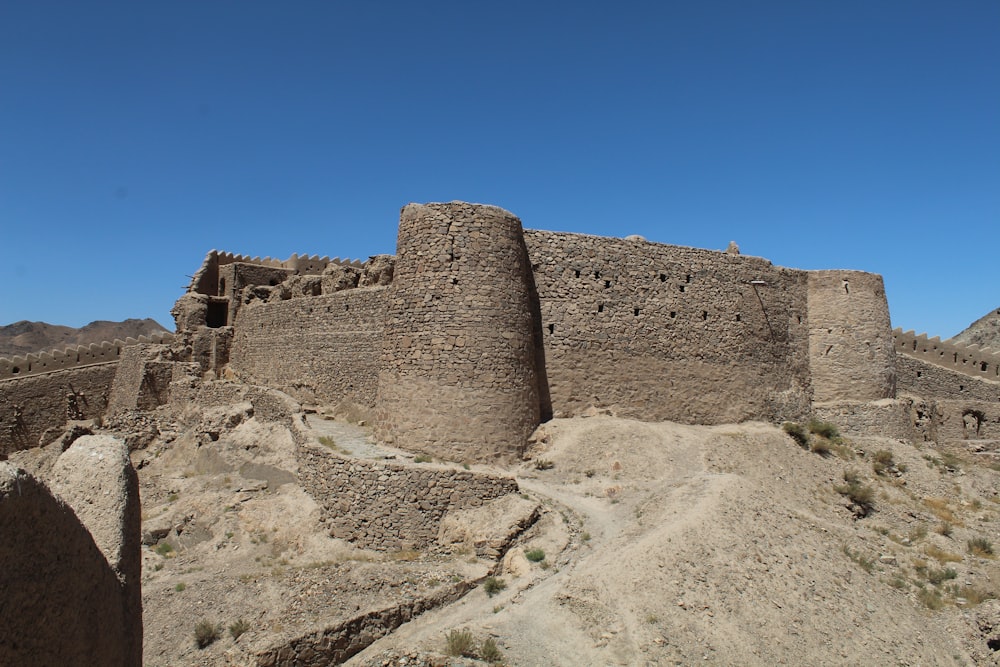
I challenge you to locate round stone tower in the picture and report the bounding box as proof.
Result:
[374,202,541,462]
[807,270,896,402]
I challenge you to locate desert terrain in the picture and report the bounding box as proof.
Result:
[14,396,997,666]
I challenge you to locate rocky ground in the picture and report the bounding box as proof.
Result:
[16,401,999,666]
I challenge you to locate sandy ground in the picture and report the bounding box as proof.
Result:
[23,404,995,666]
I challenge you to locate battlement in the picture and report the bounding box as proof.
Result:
[893,328,1000,382]
[0,332,175,381]
[188,250,364,295]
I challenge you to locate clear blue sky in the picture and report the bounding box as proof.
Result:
[1,1,996,339]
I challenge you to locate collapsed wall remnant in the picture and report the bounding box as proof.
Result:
[0,435,141,666]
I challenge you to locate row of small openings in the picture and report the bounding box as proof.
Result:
[547,309,717,332]
[573,269,693,286]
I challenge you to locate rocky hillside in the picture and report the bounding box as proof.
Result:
[952,307,1000,348]
[0,319,169,357]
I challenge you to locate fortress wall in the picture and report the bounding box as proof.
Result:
[0,332,174,381]
[375,203,541,461]
[893,328,1000,381]
[189,250,365,296]
[807,271,896,402]
[522,230,812,424]
[229,287,387,407]
[0,364,118,455]
[896,355,1000,404]
[896,354,1000,442]
[297,441,519,551]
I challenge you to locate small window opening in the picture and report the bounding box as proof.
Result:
[575,269,581,278]
[634,308,640,316]
[269,278,279,286]
[916,371,922,377]
[735,314,741,322]
[659,274,666,282]
[797,315,802,324]
[959,385,965,391]
[679,285,686,293]
[548,323,555,334]
[594,270,601,279]
[344,304,350,311]
[981,362,988,372]
[604,280,611,289]
[12,366,19,374]
[451,277,459,285]
[685,274,692,283]
[669,311,676,318]
[597,304,604,313]
[702,311,708,320]
[219,277,226,294]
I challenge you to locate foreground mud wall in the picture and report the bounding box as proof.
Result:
[375,203,542,461]
[229,287,388,407]
[0,435,141,665]
[523,230,813,424]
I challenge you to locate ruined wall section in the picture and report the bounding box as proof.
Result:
[522,230,812,424]
[187,249,364,297]
[374,203,541,462]
[0,332,174,381]
[297,441,519,551]
[895,353,1000,442]
[229,287,387,408]
[894,328,1000,382]
[807,270,896,403]
[0,364,117,455]
[0,334,174,453]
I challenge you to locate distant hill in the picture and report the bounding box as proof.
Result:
[0,319,170,358]
[951,307,1000,348]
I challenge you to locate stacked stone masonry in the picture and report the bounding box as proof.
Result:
[893,328,1000,381]
[375,203,542,461]
[297,441,519,552]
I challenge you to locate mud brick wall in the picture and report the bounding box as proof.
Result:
[229,287,387,407]
[0,364,117,454]
[375,203,542,462]
[523,230,814,424]
[807,270,896,403]
[297,443,519,551]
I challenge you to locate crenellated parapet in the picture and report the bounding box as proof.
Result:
[187,250,364,296]
[0,332,175,382]
[893,328,1000,382]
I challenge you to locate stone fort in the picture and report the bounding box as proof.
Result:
[2,200,998,459]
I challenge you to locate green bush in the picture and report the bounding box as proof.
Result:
[480,637,504,663]
[444,628,475,657]
[968,537,994,557]
[155,542,174,557]
[525,548,546,562]
[194,620,221,649]
[808,419,840,440]
[872,449,895,476]
[834,470,874,517]
[782,422,809,448]
[413,454,432,463]
[229,619,249,640]
[483,576,507,597]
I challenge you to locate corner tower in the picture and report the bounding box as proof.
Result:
[374,202,541,462]
[807,270,896,402]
